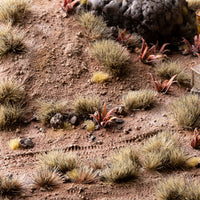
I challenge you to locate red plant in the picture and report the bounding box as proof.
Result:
[59,0,80,13]
[191,128,200,149]
[149,73,177,94]
[90,102,117,128]
[117,28,132,43]
[139,38,169,64]
[183,35,200,57]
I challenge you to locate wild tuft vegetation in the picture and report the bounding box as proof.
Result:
[122,89,156,111]
[0,25,25,56]
[79,12,109,40]
[37,150,79,174]
[92,71,109,83]
[155,61,190,85]
[102,147,141,183]
[142,131,189,171]
[156,176,200,200]
[0,174,23,198]
[8,138,20,150]
[90,39,130,76]
[169,94,200,128]
[66,167,98,184]
[37,100,68,125]
[0,0,31,24]
[0,79,26,106]
[187,0,200,10]
[31,167,60,191]
[83,120,95,131]
[73,95,101,118]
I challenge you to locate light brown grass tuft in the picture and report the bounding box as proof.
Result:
[0,79,25,106]
[155,61,190,85]
[92,71,109,83]
[0,25,24,56]
[0,0,31,24]
[79,12,109,40]
[37,100,68,125]
[73,96,101,118]
[156,176,200,200]
[0,174,23,197]
[37,150,79,174]
[142,131,189,171]
[8,138,20,150]
[83,120,95,131]
[186,0,200,10]
[102,147,140,183]
[31,167,60,191]
[90,39,130,76]
[169,94,200,128]
[67,167,98,184]
[88,158,104,170]
[0,105,24,130]
[122,89,156,111]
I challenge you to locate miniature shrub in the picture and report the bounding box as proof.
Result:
[155,61,190,85]
[92,71,109,83]
[37,150,79,174]
[79,12,109,40]
[122,89,156,111]
[73,96,101,118]
[0,79,25,106]
[102,147,140,183]
[83,120,95,131]
[169,94,200,128]
[90,39,130,76]
[156,176,200,200]
[8,138,20,150]
[142,131,189,171]
[0,0,31,24]
[0,25,24,56]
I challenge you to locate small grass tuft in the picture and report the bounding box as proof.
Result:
[31,167,60,191]
[185,157,200,168]
[37,150,79,174]
[90,39,130,76]
[0,105,24,130]
[67,167,98,184]
[155,61,190,85]
[83,120,95,131]
[169,94,200,128]
[187,0,200,10]
[122,89,156,111]
[8,138,20,150]
[142,131,189,171]
[0,79,25,106]
[0,174,23,197]
[79,12,109,40]
[37,100,68,125]
[88,158,104,170]
[92,71,109,83]
[156,176,200,200]
[73,96,101,118]
[0,25,25,56]
[102,147,140,183]
[0,0,31,24]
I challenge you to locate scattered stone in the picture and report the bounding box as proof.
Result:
[95,125,100,130]
[70,115,78,125]
[89,135,96,142]
[115,106,127,116]
[15,128,21,133]
[50,113,63,129]
[19,138,34,149]
[135,126,141,130]
[39,128,46,133]
[123,128,132,134]
[63,175,71,183]
[115,118,125,124]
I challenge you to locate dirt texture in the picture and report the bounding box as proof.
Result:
[1,0,200,200]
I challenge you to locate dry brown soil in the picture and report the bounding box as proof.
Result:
[1,0,200,199]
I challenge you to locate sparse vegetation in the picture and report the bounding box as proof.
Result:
[0,0,31,24]
[83,120,95,131]
[73,95,101,118]
[92,71,109,83]
[187,0,200,9]
[0,105,24,130]
[67,167,98,184]
[90,39,130,76]
[88,158,104,170]
[0,25,25,56]
[102,147,140,183]
[185,157,200,168]
[79,12,109,40]
[155,61,190,85]
[0,174,23,197]
[37,150,79,174]
[8,138,20,150]
[31,167,60,191]
[142,131,189,171]
[37,100,68,125]
[0,79,26,106]
[170,94,200,128]
[122,89,156,111]
[156,176,200,200]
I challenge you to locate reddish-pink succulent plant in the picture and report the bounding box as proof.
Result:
[59,0,79,13]
[191,128,200,149]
